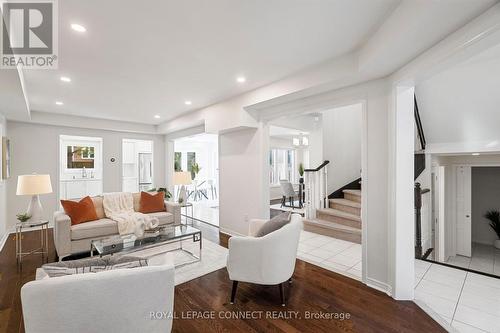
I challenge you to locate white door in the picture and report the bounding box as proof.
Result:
[456,166,472,257]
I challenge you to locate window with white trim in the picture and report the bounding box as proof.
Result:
[269,148,296,185]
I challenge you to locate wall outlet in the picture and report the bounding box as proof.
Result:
[244,214,248,222]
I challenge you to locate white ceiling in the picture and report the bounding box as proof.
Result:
[21,0,400,124]
[4,0,497,126]
[416,43,500,144]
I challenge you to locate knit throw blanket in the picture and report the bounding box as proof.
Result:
[103,192,158,235]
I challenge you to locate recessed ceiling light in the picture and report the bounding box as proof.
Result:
[55,101,63,106]
[60,76,71,82]
[236,76,246,83]
[184,100,192,105]
[154,115,161,119]
[71,23,86,32]
[472,153,480,156]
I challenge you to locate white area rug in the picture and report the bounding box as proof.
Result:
[131,237,228,285]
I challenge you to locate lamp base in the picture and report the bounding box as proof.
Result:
[27,195,44,222]
[179,185,188,204]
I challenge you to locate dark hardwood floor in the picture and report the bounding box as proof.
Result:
[0,227,445,333]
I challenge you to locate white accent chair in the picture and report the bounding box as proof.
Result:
[280,180,299,208]
[21,255,175,333]
[226,213,302,306]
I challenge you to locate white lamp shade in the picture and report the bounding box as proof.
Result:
[173,171,192,185]
[16,174,53,195]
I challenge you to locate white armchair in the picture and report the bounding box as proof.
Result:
[21,258,175,333]
[227,213,302,306]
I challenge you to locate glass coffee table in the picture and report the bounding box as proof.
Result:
[90,225,202,267]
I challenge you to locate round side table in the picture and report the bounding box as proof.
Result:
[15,220,49,266]
[180,202,194,226]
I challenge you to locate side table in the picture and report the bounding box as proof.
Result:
[16,220,49,266]
[179,202,194,226]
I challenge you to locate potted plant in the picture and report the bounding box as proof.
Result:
[16,213,31,223]
[298,163,305,184]
[148,187,172,200]
[484,210,500,249]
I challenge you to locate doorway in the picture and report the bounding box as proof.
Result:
[424,155,500,277]
[122,139,154,192]
[173,133,219,227]
[266,103,364,282]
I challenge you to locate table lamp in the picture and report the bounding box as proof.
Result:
[16,174,53,222]
[173,171,191,204]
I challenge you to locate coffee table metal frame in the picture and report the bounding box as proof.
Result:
[90,225,202,268]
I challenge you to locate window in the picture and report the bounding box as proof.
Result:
[187,152,196,172]
[174,152,182,171]
[269,148,296,185]
[66,146,95,168]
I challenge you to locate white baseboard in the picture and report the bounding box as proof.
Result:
[0,231,10,253]
[366,277,392,296]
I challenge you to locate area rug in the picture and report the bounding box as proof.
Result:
[131,238,228,285]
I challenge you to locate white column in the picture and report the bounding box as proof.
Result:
[390,85,415,300]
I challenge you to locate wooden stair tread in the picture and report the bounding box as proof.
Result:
[342,189,361,196]
[316,208,361,222]
[329,198,361,208]
[303,218,361,234]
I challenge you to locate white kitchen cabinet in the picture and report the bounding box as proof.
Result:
[60,180,103,200]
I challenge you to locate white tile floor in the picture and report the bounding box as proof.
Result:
[415,259,500,333]
[445,243,500,277]
[297,231,500,333]
[297,231,362,280]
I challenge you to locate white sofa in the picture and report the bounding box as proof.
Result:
[227,213,302,305]
[54,193,181,260]
[22,254,175,333]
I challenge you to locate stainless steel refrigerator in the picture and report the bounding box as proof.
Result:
[138,153,153,191]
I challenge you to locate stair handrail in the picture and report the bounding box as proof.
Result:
[414,95,426,151]
[304,160,330,172]
[304,160,330,219]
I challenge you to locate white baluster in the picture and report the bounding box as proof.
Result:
[324,167,328,208]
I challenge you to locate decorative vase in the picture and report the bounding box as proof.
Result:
[299,177,304,184]
[134,223,145,238]
[495,239,500,249]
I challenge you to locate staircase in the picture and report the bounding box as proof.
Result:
[303,189,362,244]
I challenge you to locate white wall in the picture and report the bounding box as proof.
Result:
[322,103,362,192]
[219,126,269,235]
[5,121,165,232]
[416,44,500,146]
[307,117,323,168]
[0,114,7,240]
[471,167,500,245]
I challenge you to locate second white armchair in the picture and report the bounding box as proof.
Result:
[226,213,302,306]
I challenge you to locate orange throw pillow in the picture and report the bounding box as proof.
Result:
[60,196,98,226]
[139,191,165,213]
